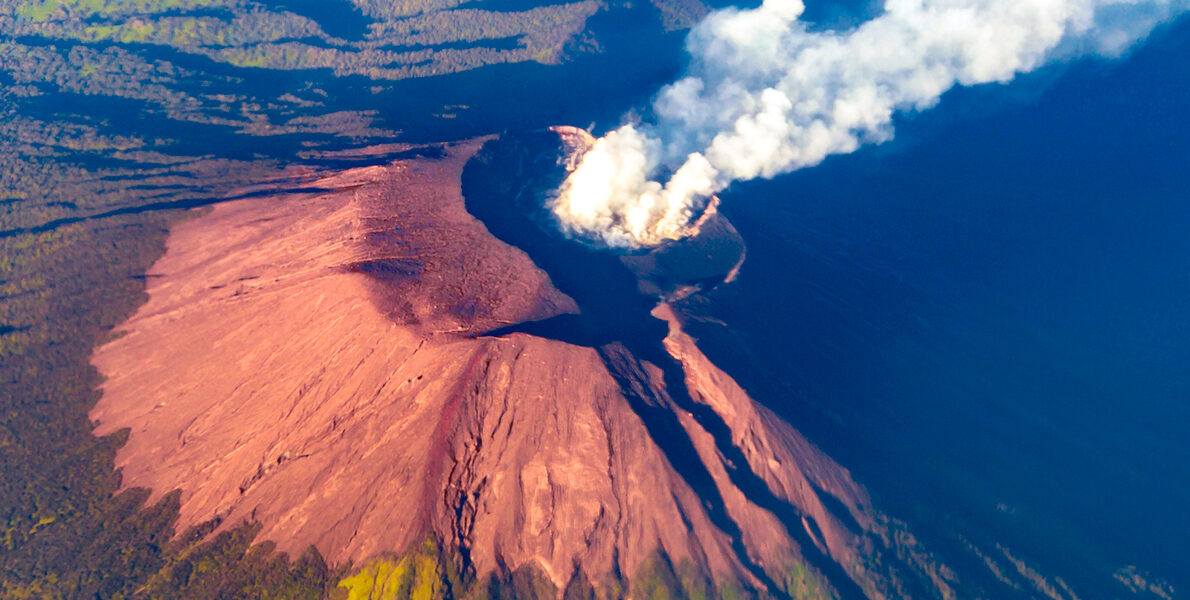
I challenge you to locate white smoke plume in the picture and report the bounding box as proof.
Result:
[551,0,1189,248]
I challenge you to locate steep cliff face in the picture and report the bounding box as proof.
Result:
[91,137,950,598]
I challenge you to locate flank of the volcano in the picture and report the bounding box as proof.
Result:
[90,134,952,599]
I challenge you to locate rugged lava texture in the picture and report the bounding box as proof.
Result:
[91,138,951,599]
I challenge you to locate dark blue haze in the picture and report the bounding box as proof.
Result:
[693,13,1190,596]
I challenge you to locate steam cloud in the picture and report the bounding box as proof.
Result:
[552,0,1189,247]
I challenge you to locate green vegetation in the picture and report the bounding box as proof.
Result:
[1,0,615,82]
[632,552,729,600]
[778,563,830,600]
[0,208,188,599]
[13,0,228,22]
[137,525,330,599]
[339,540,445,600]
[628,550,840,600]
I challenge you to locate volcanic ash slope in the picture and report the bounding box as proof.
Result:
[90,140,951,599]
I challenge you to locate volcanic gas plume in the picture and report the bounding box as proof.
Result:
[551,0,1190,248]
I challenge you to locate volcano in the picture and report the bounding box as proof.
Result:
[90,131,954,599]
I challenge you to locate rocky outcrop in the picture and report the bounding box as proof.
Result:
[91,137,951,598]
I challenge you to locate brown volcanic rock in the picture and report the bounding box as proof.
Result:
[423,335,754,588]
[91,137,947,597]
[658,304,875,586]
[89,141,751,588]
[90,140,578,562]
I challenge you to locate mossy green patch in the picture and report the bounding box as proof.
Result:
[14,0,225,21]
[482,563,557,600]
[16,0,63,21]
[120,20,155,42]
[780,562,832,600]
[339,539,443,600]
[631,551,728,600]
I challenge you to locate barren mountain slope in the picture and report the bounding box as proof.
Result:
[90,139,949,598]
